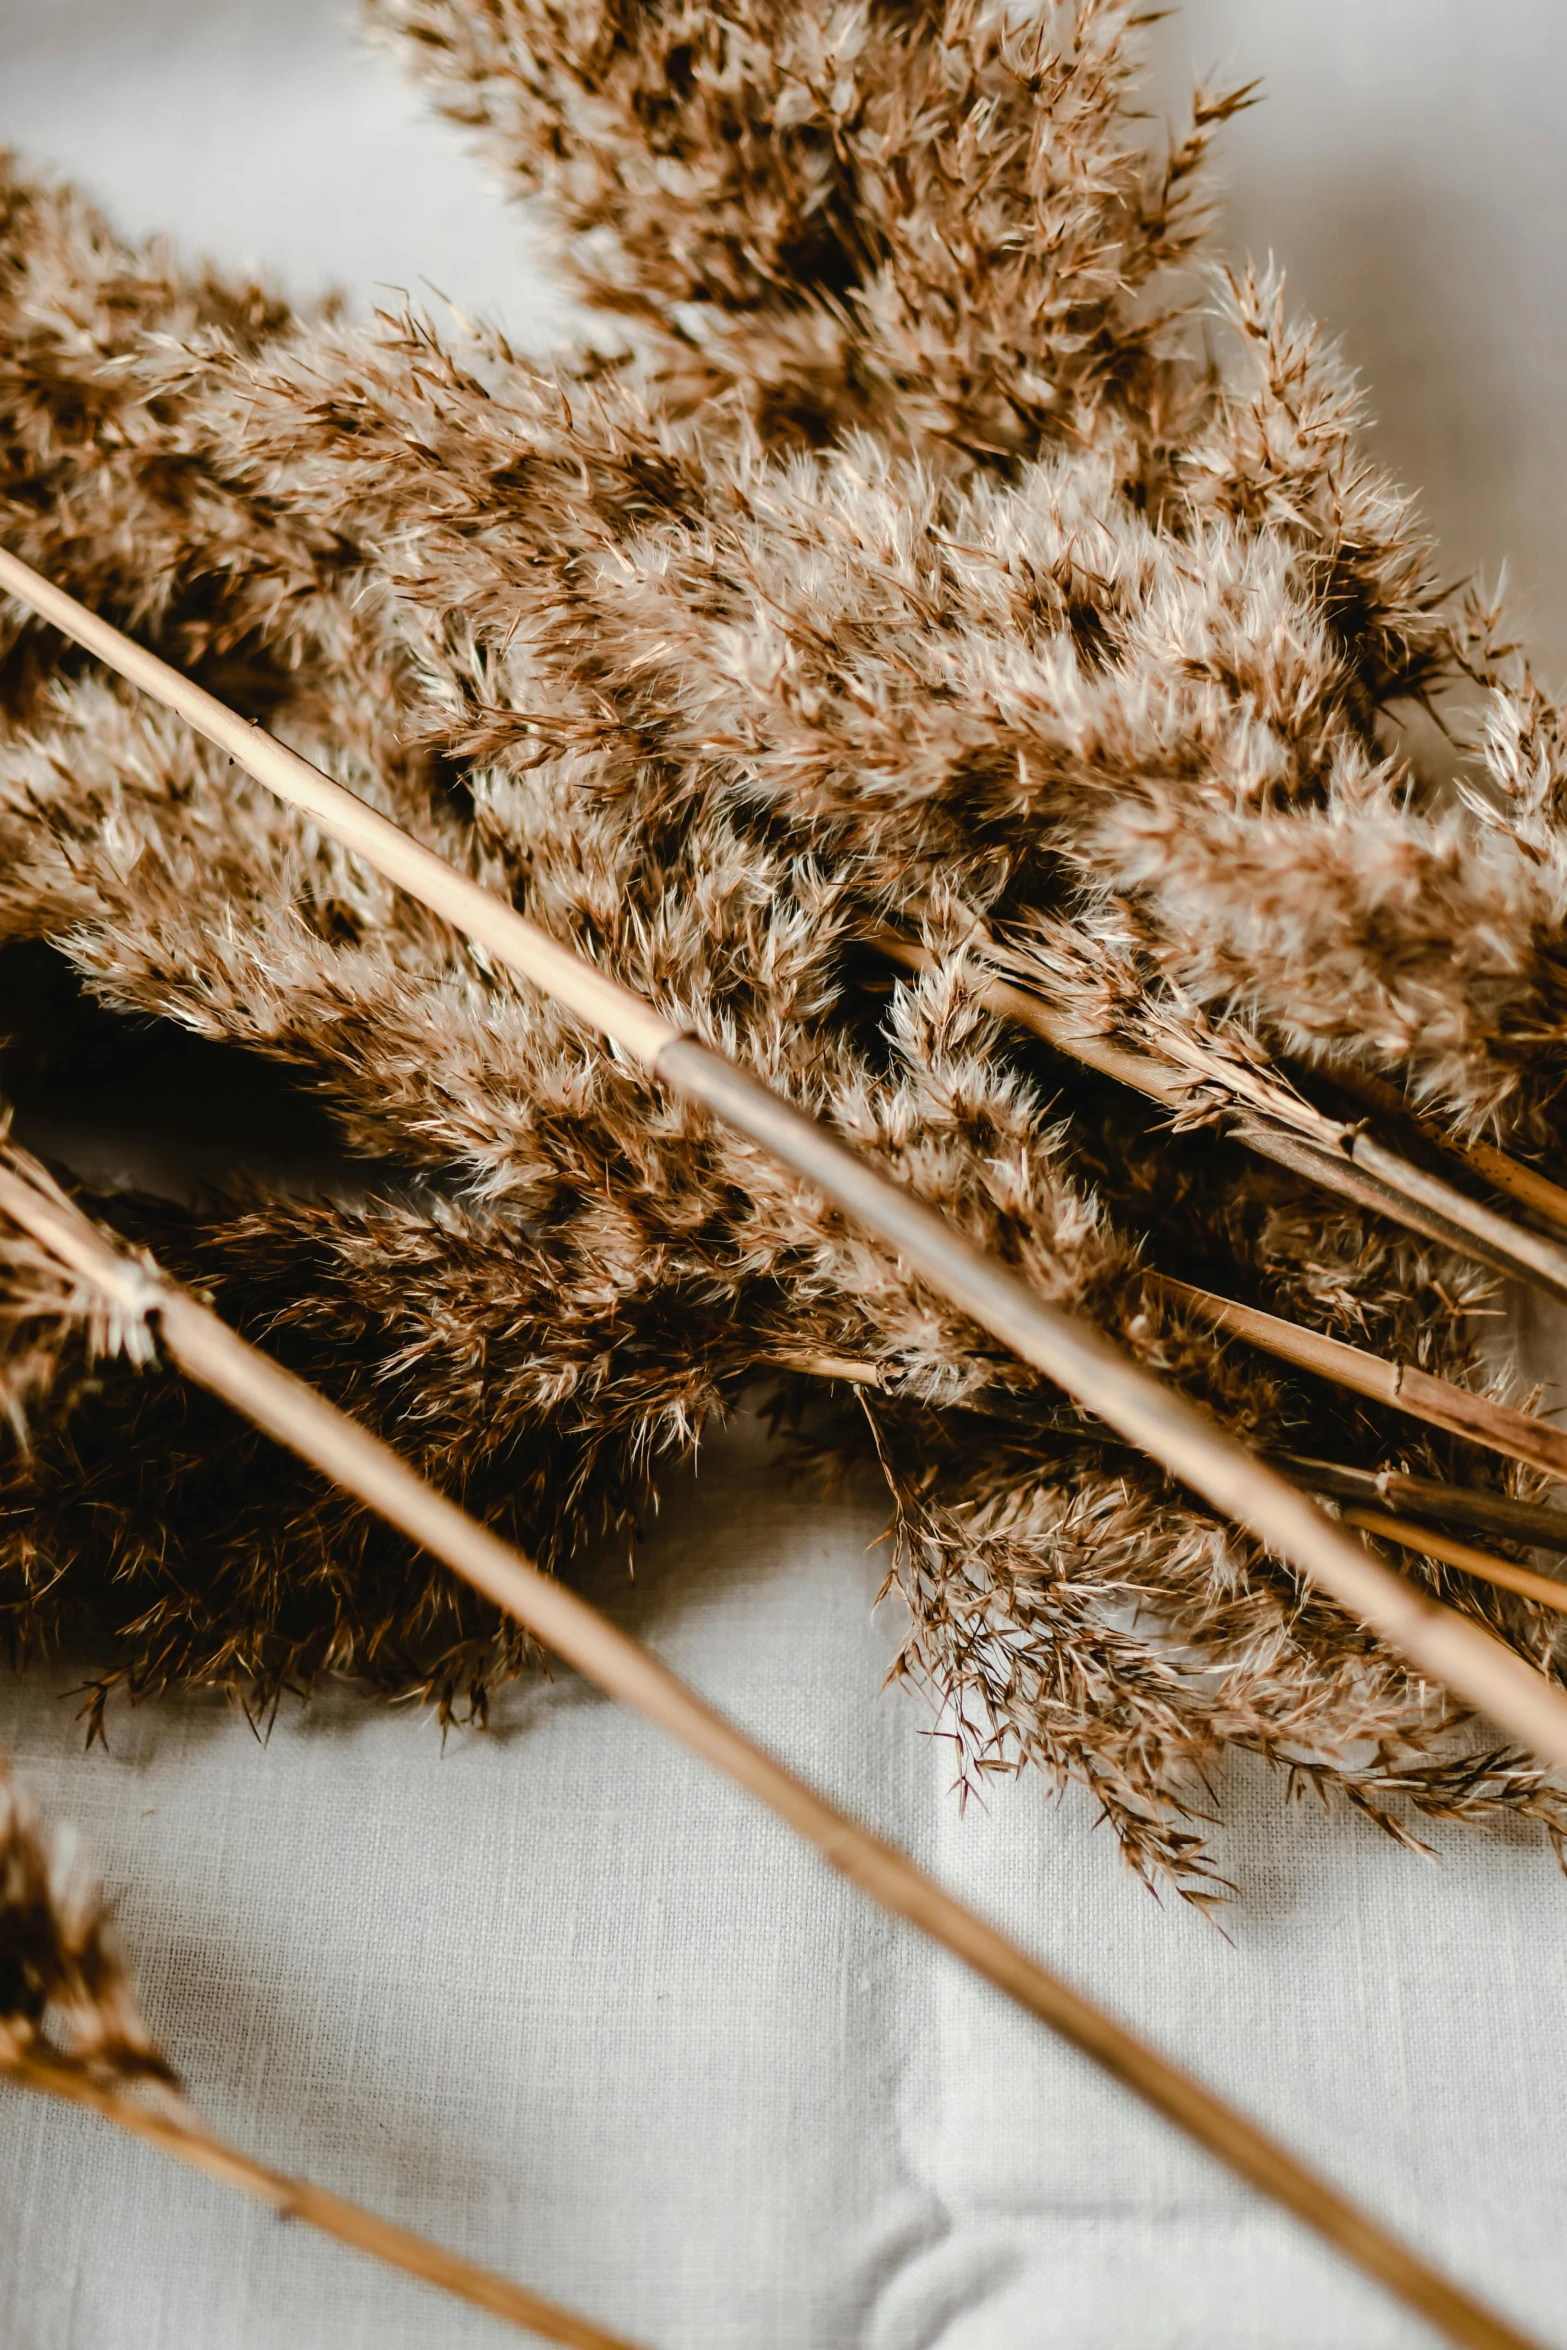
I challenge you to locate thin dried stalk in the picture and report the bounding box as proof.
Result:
[0,1149,1545,2350]
[1425,1137,1567,1237]
[1157,1276,1567,1484]
[875,933,1567,1303]
[780,1344,1567,1607]
[1343,1513,1567,1619]
[1326,1066,1567,1240]
[7,552,1567,1783]
[779,1338,1567,1542]
[4,2049,636,2349]
[1277,1455,1567,1558]
[769,1348,881,1386]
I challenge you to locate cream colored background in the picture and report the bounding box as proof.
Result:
[0,8,1564,2347]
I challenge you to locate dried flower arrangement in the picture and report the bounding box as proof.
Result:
[3,0,1567,1915]
[3,6,1567,2339]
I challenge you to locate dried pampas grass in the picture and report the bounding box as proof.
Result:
[1,0,1566,1904]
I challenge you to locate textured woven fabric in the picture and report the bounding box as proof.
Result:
[2,6,1567,2344]
[1,1414,1565,2349]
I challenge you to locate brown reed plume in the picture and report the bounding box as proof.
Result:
[2,2,1567,1897]
[0,1132,1546,2350]
[0,1758,641,2347]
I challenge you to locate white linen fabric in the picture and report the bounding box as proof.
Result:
[1,7,1566,2347]
[0,1416,1565,2350]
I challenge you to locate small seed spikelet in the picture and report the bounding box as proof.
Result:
[0,1763,175,2089]
[2,2,1566,1897]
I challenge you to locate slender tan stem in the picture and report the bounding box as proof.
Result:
[6,566,1567,1770]
[3,2050,641,2350]
[882,933,1416,1222]
[1353,1129,1567,1300]
[1277,1453,1567,1557]
[1456,1138,1567,1236]
[0,1162,1544,2350]
[1342,1512,1567,1616]
[1326,1066,1567,1241]
[788,1338,1567,1572]
[769,1348,881,1386]
[877,932,1567,1303]
[1156,1276,1567,1484]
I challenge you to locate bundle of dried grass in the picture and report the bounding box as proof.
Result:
[1,0,1566,1899]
